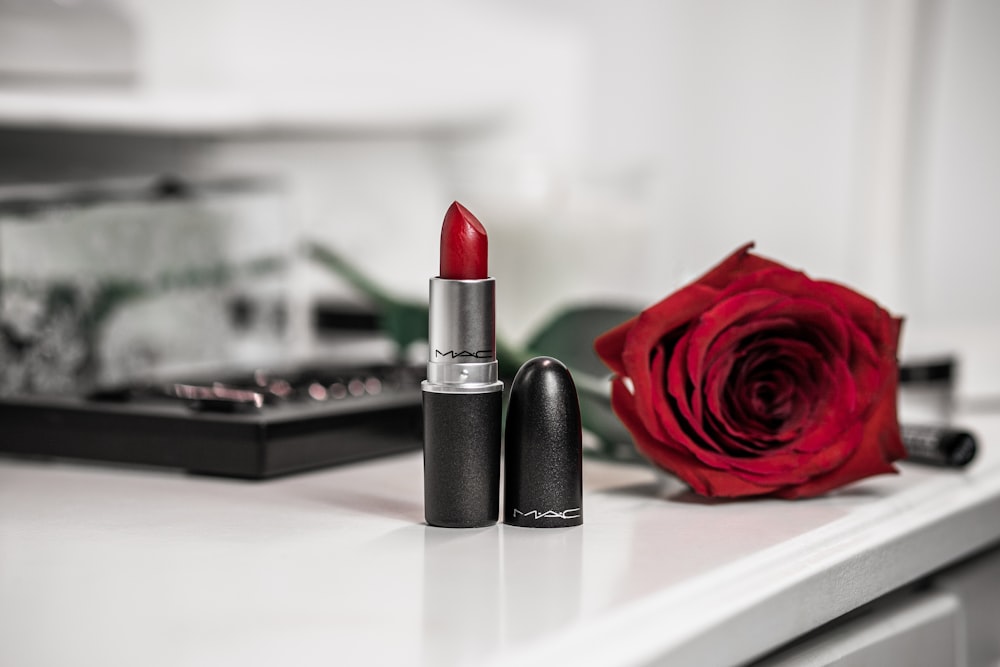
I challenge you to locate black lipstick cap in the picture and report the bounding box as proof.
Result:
[503,357,583,528]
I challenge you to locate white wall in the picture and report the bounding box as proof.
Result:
[118,0,591,341]
[909,0,1000,328]
[481,0,998,340]
[10,0,998,345]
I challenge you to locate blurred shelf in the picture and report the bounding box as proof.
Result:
[0,90,500,138]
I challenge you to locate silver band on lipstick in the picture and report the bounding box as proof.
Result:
[423,277,503,394]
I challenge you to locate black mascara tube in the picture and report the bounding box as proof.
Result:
[901,424,977,468]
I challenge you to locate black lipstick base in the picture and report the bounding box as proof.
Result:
[423,390,502,528]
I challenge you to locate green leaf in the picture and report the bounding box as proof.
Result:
[521,304,644,461]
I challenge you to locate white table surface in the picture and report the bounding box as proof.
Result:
[2,411,1000,667]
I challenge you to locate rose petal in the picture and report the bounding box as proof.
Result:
[704,353,802,454]
[705,328,823,434]
[717,268,888,410]
[593,317,634,377]
[594,242,785,377]
[773,322,905,498]
[698,345,863,485]
[640,344,675,442]
[656,342,736,457]
[700,320,811,450]
[700,335,831,448]
[710,340,826,445]
[683,290,787,428]
[815,281,898,356]
[698,340,860,484]
[654,358,859,486]
[621,284,718,381]
[611,376,782,497]
[666,328,695,424]
[619,285,719,442]
[775,375,902,498]
[696,242,785,290]
[679,290,853,443]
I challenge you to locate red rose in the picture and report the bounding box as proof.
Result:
[594,243,905,499]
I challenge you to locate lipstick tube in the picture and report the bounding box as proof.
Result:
[422,276,503,527]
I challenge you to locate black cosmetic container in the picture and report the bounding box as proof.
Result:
[504,357,583,528]
[901,424,977,468]
[422,277,503,528]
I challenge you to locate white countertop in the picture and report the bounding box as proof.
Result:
[2,412,999,667]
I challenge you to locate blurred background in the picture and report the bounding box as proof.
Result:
[1,0,998,400]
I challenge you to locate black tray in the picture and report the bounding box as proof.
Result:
[0,365,423,478]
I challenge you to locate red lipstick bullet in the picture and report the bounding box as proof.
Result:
[422,201,503,528]
[440,201,488,280]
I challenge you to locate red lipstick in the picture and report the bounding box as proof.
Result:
[422,201,503,528]
[440,201,488,280]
